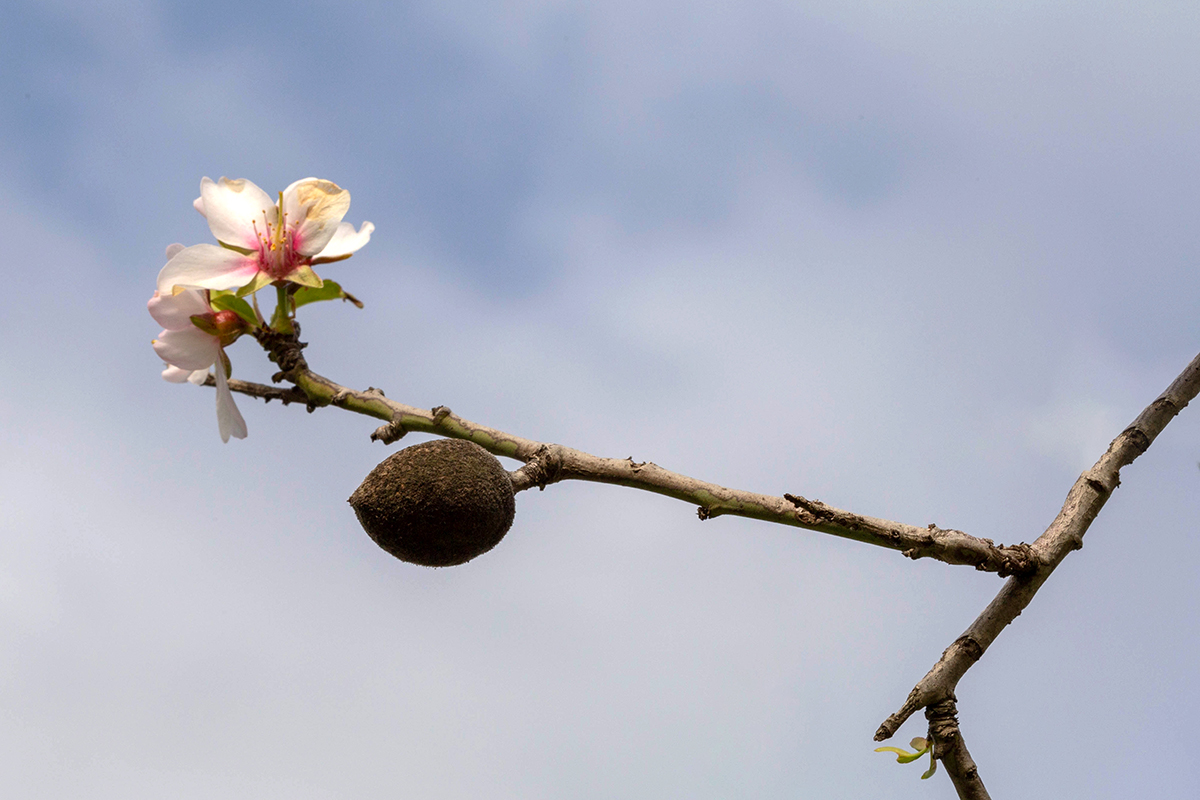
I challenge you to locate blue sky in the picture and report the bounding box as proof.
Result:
[2,2,1199,797]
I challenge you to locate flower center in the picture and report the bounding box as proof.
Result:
[250,193,301,280]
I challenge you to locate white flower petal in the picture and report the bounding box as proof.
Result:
[201,176,275,251]
[215,362,248,442]
[193,195,206,217]
[148,287,211,330]
[186,369,209,385]
[161,364,195,383]
[156,244,260,294]
[153,327,220,371]
[283,178,351,256]
[165,243,185,259]
[313,221,374,262]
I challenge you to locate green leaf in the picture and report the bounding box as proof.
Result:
[293,279,364,309]
[921,743,940,777]
[874,746,926,764]
[209,292,259,328]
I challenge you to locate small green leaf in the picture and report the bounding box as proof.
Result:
[209,293,259,328]
[909,737,928,751]
[921,750,938,780]
[293,279,364,309]
[874,746,926,764]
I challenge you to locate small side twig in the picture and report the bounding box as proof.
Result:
[202,375,307,405]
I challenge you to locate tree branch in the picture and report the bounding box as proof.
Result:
[203,374,308,405]
[204,328,1038,574]
[216,326,1200,796]
[876,349,1200,795]
[927,698,989,800]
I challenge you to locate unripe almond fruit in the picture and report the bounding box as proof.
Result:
[349,438,516,567]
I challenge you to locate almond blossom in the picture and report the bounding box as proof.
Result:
[156,177,374,296]
[149,285,249,443]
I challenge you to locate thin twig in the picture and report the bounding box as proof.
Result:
[202,374,307,404]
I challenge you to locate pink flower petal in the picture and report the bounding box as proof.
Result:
[156,244,260,294]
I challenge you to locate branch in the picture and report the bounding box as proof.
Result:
[203,374,307,405]
[927,699,989,800]
[207,328,1037,574]
[876,349,1200,795]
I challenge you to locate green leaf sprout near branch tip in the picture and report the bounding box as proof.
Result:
[293,279,364,309]
[875,737,937,780]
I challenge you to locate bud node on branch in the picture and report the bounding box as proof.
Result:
[371,419,408,444]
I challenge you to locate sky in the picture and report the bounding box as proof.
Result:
[2,1,1199,797]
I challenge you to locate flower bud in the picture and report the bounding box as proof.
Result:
[189,309,249,346]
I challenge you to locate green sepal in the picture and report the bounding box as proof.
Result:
[189,314,219,336]
[293,279,364,310]
[287,264,324,288]
[209,292,260,328]
[236,271,274,298]
[218,348,232,379]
